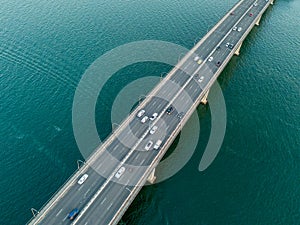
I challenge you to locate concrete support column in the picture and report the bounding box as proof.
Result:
[234,42,243,56]
[271,0,274,5]
[147,168,156,184]
[201,89,209,104]
[255,15,262,26]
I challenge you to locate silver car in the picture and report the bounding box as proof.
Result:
[145,140,153,150]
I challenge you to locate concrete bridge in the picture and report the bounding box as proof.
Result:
[27,0,274,224]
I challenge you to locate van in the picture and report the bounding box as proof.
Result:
[153,140,162,150]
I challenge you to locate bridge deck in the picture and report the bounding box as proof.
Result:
[28,0,273,224]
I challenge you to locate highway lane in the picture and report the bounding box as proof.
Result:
[32,1,272,224]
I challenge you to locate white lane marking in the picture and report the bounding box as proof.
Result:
[84,223,88,225]
[125,179,130,186]
[100,197,107,205]
[193,89,198,94]
[77,184,83,191]
[136,154,140,160]
[56,209,62,217]
[107,203,113,210]
[113,144,118,151]
[63,215,68,221]
[84,188,91,197]
[152,100,157,106]
[140,159,145,166]
[189,85,193,90]
[157,103,162,108]
[161,89,166,95]
[126,187,131,192]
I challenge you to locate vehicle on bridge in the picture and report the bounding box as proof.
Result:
[115,167,126,179]
[145,141,153,151]
[141,116,149,123]
[166,106,174,115]
[137,109,145,118]
[153,140,162,150]
[68,208,79,221]
[77,174,89,185]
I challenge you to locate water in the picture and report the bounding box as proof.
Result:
[0,0,299,224]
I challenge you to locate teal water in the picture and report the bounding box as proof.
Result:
[0,0,299,224]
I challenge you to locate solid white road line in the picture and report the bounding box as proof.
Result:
[55,209,62,217]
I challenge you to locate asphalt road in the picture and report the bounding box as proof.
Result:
[30,1,272,224]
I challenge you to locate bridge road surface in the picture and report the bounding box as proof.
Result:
[28,0,272,224]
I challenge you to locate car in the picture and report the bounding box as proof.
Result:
[232,26,237,31]
[198,76,204,83]
[166,106,174,115]
[153,140,162,150]
[216,46,221,50]
[115,166,125,178]
[145,140,153,150]
[208,56,213,62]
[225,42,230,47]
[197,59,203,64]
[216,61,221,67]
[249,13,253,17]
[77,174,88,185]
[193,56,200,61]
[150,126,158,134]
[238,27,242,32]
[149,112,158,121]
[253,2,258,6]
[228,44,234,49]
[141,116,149,123]
[68,208,79,221]
[177,112,185,119]
[137,109,145,118]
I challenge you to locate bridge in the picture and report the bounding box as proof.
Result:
[28,0,274,224]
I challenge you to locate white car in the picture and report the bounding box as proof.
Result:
[149,113,158,121]
[141,116,149,123]
[145,140,153,150]
[137,109,145,118]
[150,126,158,134]
[115,167,125,179]
[238,27,242,32]
[198,76,204,83]
[154,140,162,150]
[194,56,200,61]
[77,174,88,185]
[232,26,237,31]
[208,56,213,62]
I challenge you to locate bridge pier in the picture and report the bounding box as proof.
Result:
[147,168,156,184]
[201,90,209,104]
[234,42,243,56]
[255,15,262,26]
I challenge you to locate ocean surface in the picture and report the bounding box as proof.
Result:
[0,0,299,224]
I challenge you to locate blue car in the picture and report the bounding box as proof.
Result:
[68,208,79,221]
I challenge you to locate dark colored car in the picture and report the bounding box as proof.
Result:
[177,112,185,119]
[166,106,174,115]
[249,13,253,17]
[228,44,234,49]
[216,61,221,67]
[68,208,79,221]
[216,46,221,50]
[230,11,234,15]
